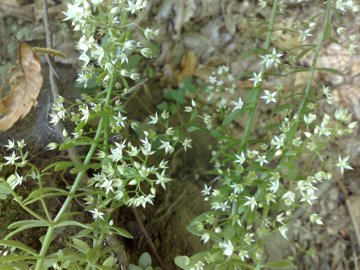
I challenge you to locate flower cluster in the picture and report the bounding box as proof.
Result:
[63,0,157,88]
[0,140,32,190]
[179,12,356,264]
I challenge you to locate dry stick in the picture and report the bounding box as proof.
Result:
[41,0,81,165]
[351,242,359,270]
[336,177,360,250]
[132,208,165,269]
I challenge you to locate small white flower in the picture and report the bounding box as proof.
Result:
[4,140,15,150]
[155,170,172,189]
[79,105,90,122]
[140,48,153,58]
[279,226,288,239]
[234,152,246,165]
[304,113,317,125]
[222,240,234,256]
[334,108,351,123]
[7,173,24,189]
[140,137,155,156]
[255,155,268,166]
[282,191,295,206]
[249,72,263,87]
[161,111,169,119]
[159,140,174,154]
[90,208,104,221]
[232,97,244,111]
[46,142,58,150]
[126,0,147,14]
[300,29,313,41]
[100,179,114,195]
[201,184,212,197]
[201,233,210,243]
[4,152,20,165]
[244,196,257,211]
[239,250,249,261]
[310,213,324,225]
[336,155,353,174]
[183,138,192,151]
[144,28,159,40]
[244,233,254,245]
[261,90,277,104]
[149,112,159,125]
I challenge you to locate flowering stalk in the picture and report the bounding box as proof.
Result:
[240,0,279,149]
[283,0,333,155]
[34,78,115,270]
[231,0,279,216]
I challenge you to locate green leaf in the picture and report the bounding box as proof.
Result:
[0,265,13,270]
[102,256,115,267]
[223,109,242,126]
[24,187,68,204]
[272,104,293,114]
[86,245,101,265]
[54,161,77,172]
[210,130,223,139]
[110,226,133,239]
[261,260,295,269]
[69,163,101,174]
[0,240,38,256]
[129,265,142,270]
[0,182,11,200]
[59,139,92,151]
[139,252,152,268]
[164,88,186,104]
[239,48,267,61]
[9,262,31,270]
[55,221,92,230]
[0,255,35,263]
[72,238,90,253]
[7,219,47,231]
[174,256,190,269]
[316,67,342,75]
[75,228,93,238]
[187,126,200,132]
[296,45,316,60]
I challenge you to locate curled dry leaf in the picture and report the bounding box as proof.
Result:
[0,42,43,131]
[177,50,197,82]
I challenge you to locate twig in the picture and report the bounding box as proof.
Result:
[0,11,6,61]
[41,0,87,176]
[352,240,359,270]
[105,234,129,268]
[336,177,360,250]
[132,207,165,269]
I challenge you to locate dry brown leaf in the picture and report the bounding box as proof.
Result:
[0,42,43,131]
[177,51,197,82]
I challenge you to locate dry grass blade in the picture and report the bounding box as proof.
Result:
[0,42,43,131]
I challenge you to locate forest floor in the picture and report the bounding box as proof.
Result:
[1,0,360,269]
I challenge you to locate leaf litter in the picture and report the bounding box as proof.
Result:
[0,42,43,131]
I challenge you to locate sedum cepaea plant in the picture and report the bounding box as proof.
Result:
[174,0,358,269]
[0,0,358,269]
[0,0,186,269]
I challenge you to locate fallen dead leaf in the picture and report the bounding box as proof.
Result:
[0,42,43,131]
[177,51,197,82]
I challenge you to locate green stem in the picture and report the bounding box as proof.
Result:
[12,194,49,224]
[240,0,279,149]
[231,0,279,215]
[286,0,333,141]
[281,0,333,181]
[34,77,115,270]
